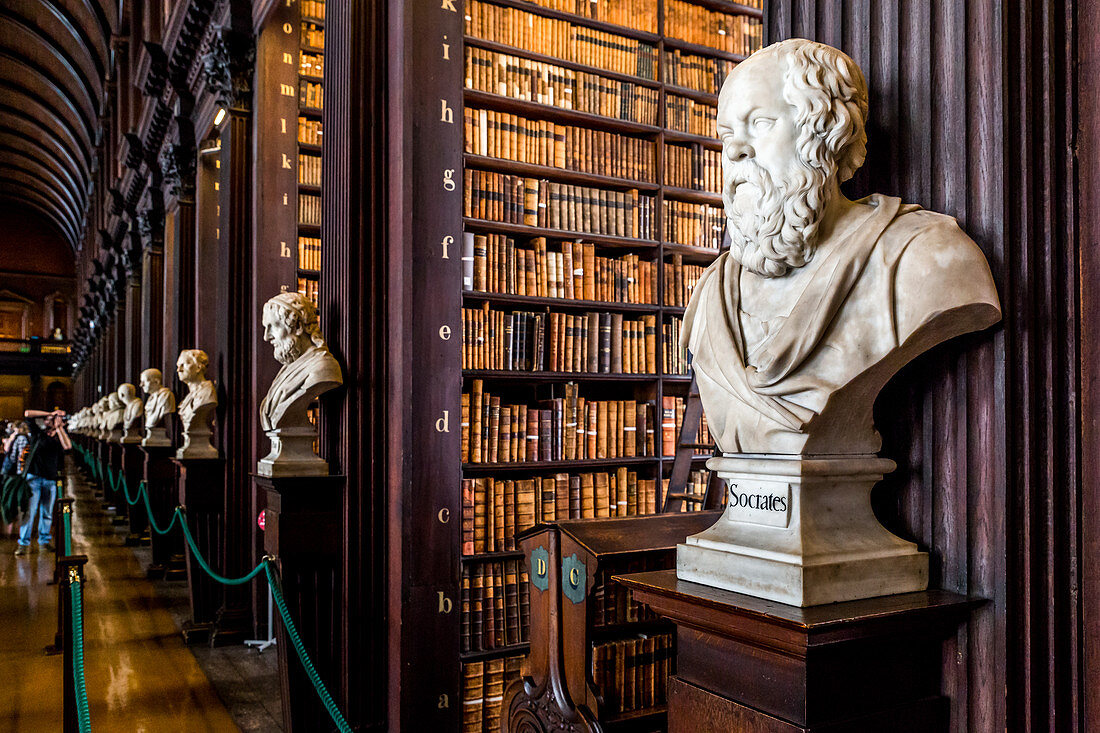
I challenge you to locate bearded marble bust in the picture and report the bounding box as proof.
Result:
[675,39,1001,606]
[257,292,342,476]
[682,39,1000,456]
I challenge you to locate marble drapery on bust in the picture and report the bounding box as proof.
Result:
[175,349,218,459]
[257,292,343,476]
[140,368,176,447]
[676,39,1001,606]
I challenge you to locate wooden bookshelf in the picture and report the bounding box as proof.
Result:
[296,3,325,305]
[455,0,761,730]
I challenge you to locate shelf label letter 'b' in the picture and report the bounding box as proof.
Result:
[438,592,452,613]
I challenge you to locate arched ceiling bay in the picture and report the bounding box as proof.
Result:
[0,0,116,252]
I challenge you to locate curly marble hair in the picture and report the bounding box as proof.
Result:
[264,292,326,349]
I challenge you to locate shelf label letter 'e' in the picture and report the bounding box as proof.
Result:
[439,325,451,340]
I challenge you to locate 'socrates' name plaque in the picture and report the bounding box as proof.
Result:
[725,480,791,528]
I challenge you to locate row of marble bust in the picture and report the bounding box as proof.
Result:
[69,292,343,476]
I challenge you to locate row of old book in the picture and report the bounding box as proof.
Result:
[461,306,659,375]
[461,559,531,652]
[665,254,708,307]
[296,277,318,306]
[298,153,322,187]
[665,0,764,56]
[300,21,324,50]
[666,93,718,138]
[592,633,674,715]
[464,107,657,181]
[297,116,322,146]
[465,47,661,126]
[299,51,324,79]
[462,382,659,463]
[662,318,689,375]
[461,656,523,733]
[464,170,656,239]
[510,0,659,33]
[461,469,663,555]
[466,0,659,80]
[299,80,324,110]
[673,468,714,510]
[663,48,737,96]
[663,199,724,249]
[462,234,659,303]
[301,0,325,22]
[665,143,722,192]
[592,566,662,626]
[298,193,321,226]
[297,236,321,271]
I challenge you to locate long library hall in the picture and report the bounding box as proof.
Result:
[0,1,1097,732]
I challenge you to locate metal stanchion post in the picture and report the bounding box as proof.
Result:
[244,582,278,653]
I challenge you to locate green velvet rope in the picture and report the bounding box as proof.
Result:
[175,508,266,586]
[137,481,179,536]
[119,471,142,506]
[265,560,353,733]
[70,576,92,733]
[63,510,72,556]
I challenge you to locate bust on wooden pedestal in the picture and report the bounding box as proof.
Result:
[175,349,217,459]
[676,39,1001,607]
[140,368,176,447]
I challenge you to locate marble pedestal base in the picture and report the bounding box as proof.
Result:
[257,427,328,477]
[142,427,171,447]
[176,426,217,459]
[677,454,927,606]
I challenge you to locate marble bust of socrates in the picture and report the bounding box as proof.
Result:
[682,38,1001,456]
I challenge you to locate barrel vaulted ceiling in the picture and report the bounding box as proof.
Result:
[0,0,116,251]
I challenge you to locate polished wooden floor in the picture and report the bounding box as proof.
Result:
[0,471,241,732]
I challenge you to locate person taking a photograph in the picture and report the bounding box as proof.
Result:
[14,409,71,556]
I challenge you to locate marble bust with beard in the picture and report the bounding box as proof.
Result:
[257,292,342,476]
[675,39,1001,606]
[682,39,1001,456]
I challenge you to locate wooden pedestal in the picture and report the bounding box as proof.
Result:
[142,446,185,580]
[94,440,109,498]
[122,444,149,545]
[174,456,226,644]
[615,570,976,733]
[107,443,128,526]
[257,474,344,733]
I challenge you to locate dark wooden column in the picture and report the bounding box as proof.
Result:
[208,26,257,642]
[140,202,165,370]
[766,3,1089,729]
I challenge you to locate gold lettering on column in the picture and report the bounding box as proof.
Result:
[438,694,450,709]
[438,508,450,523]
[283,22,294,33]
[280,118,287,134]
[439,325,451,340]
[435,411,450,432]
[443,169,455,191]
[570,567,580,586]
[536,556,547,576]
[280,83,295,97]
[282,153,293,169]
[282,52,294,65]
[440,99,454,124]
[441,235,453,259]
[442,35,451,61]
[283,193,289,205]
[441,0,457,11]
[437,592,453,613]
[280,242,292,258]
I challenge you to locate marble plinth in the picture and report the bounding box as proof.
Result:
[107,428,123,444]
[176,427,218,459]
[257,427,328,477]
[677,454,927,606]
[142,426,171,447]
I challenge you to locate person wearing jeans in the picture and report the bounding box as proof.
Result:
[14,409,71,556]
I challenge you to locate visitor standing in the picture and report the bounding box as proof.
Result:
[14,409,71,556]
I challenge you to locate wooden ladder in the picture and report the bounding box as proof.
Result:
[660,373,726,513]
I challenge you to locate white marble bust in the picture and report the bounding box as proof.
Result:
[140,368,176,447]
[676,39,1001,606]
[105,392,125,443]
[93,397,109,439]
[175,349,218,459]
[257,292,343,476]
[119,383,144,443]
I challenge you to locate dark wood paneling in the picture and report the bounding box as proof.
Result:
[768,2,1086,730]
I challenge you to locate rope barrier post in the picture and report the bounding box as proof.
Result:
[58,555,89,732]
[45,508,78,657]
[121,442,149,546]
[50,497,76,586]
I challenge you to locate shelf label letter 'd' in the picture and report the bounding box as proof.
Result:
[531,546,549,592]
[436,411,450,432]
